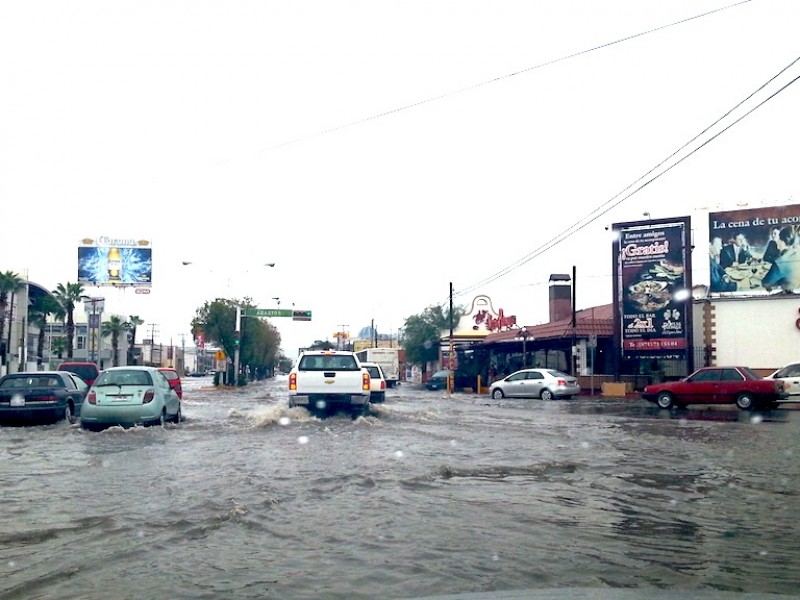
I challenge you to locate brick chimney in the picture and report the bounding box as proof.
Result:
[549,274,572,323]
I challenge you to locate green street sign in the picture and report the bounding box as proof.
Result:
[243,308,293,318]
[292,310,312,321]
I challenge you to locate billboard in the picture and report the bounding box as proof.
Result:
[77,237,152,287]
[613,217,692,361]
[708,204,800,294]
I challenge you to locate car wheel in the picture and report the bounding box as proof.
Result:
[491,388,504,399]
[174,404,182,424]
[540,389,554,401]
[159,410,167,426]
[656,392,674,409]
[65,402,77,425]
[735,393,755,410]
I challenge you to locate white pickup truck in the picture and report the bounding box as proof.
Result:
[288,350,371,416]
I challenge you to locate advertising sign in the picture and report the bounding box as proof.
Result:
[77,237,152,287]
[708,203,800,294]
[613,217,692,360]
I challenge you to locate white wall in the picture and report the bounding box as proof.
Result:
[695,295,800,370]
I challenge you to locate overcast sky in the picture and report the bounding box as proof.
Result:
[2,0,798,358]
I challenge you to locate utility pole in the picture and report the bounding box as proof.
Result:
[448,282,454,395]
[337,325,349,350]
[148,323,159,366]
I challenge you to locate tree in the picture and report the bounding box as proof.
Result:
[102,315,127,366]
[51,336,67,359]
[191,297,282,384]
[401,304,464,373]
[127,314,144,365]
[52,282,85,359]
[29,294,65,367]
[0,270,25,365]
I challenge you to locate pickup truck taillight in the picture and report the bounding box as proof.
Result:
[362,372,370,391]
[289,373,297,390]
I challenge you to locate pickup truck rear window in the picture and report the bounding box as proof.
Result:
[299,355,359,371]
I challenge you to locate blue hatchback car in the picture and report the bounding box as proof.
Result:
[80,366,182,430]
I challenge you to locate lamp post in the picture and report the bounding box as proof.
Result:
[81,296,105,364]
[520,327,531,369]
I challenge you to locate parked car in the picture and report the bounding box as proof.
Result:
[764,361,800,402]
[642,366,788,410]
[361,361,386,403]
[56,361,101,387]
[80,366,182,430]
[489,368,581,401]
[157,367,183,399]
[425,370,451,391]
[0,371,89,424]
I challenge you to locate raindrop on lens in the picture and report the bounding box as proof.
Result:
[394,451,404,459]
[278,417,291,426]
[298,436,309,445]
[750,415,763,424]
[580,441,590,449]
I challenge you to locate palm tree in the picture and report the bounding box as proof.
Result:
[101,315,126,366]
[29,295,65,367]
[127,314,144,365]
[52,282,85,359]
[51,336,67,359]
[0,270,25,366]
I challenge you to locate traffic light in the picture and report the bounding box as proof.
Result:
[234,331,241,346]
[292,310,312,322]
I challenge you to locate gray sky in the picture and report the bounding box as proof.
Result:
[2,0,798,358]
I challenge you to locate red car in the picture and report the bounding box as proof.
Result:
[642,366,788,410]
[157,367,183,400]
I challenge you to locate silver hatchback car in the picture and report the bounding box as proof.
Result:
[490,368,581,401]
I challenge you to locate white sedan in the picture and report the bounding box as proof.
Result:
[490,368,581,401]
[765,361,800,403]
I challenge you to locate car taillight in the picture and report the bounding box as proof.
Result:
[142,390,155,403]
[362,372,370,391]
[289,373,297,390]
[557,379,566,386]
[380,381,386,390]
[88,391,96,404]
[31,395,59,402]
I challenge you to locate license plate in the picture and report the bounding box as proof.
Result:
[10,397,25,407]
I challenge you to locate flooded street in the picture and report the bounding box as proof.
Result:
[2,376,799,600]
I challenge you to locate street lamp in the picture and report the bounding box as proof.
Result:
[520,327,532,368]
[182,260,276,385]
[81,295,105,364]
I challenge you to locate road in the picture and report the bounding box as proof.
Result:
[1,376,799,599]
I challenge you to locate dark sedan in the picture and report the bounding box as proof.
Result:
[0,371,89,424]
[642,366,788,410]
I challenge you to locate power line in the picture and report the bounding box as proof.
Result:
[452,56,800,301]
[255,1,753,155]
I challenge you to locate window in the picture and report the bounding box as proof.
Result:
[720,368,745,381]
[526,371,544,380]
[690,369,721,382]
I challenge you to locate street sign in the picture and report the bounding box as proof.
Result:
[243,308,293,318]
[292,310,312,321]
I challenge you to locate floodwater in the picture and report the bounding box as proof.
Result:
[2,376,799,600]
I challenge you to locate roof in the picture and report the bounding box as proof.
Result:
[478,303,614,346]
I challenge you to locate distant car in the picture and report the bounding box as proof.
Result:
[361,361,386,402]
[56,361,101,387]
[80,366,182,430]
[157,367,183,399]
[764,361,800,402]
[489,368,581,401]
[0,371,89,424]
[642,366,788,410]
[425,370,451,391]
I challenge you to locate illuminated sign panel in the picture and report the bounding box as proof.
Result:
[613,217,692,361]
[708,203,800,294]
[77,237,152,287]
